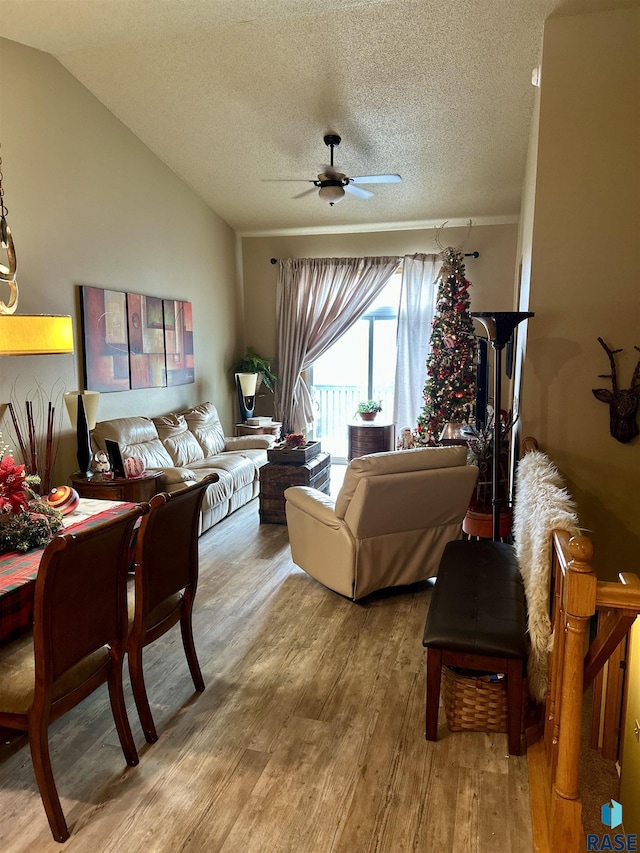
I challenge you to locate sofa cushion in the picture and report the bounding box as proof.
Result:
[335,445,468,519]
[157,466,198,486]
[225,448,269,470]
[153,414,205,467]
[189,454,256,491]
[93,416,174,470]
[182,402,225,456]
[223,436,274,451]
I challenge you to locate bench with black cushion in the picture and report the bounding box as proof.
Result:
[422,539,528,755]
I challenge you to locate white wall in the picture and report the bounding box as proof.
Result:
[0,38,241,482]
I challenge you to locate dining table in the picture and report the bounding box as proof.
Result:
[0,498,137,645]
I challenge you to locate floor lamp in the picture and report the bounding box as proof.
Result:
[470,312,534,541]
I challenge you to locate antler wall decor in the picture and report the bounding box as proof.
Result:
[592,337,640,444]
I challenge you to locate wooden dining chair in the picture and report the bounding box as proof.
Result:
[0,504,145,843]
[127,474,218,743]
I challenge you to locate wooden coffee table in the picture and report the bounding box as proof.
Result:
[259,451,331,524]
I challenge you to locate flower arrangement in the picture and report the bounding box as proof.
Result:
[283,432,306,448]
[0,433,63,554]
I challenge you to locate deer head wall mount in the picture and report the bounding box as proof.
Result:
[592,337,640,444]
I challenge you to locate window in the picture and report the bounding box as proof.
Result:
[309,271,402,460]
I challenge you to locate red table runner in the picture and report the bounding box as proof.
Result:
[0,502,136,644]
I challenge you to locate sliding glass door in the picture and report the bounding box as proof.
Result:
[309,273,401,461]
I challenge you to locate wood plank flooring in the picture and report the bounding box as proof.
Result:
[0,496,533,852]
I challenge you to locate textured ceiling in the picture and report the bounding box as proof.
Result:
[1,0,637,234]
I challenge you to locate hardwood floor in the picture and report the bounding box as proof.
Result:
[0,496,533,852]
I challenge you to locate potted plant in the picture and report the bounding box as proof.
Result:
[356,400,382,422]
[231,347,277,392]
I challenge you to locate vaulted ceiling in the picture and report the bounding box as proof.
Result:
[1,0,636,234]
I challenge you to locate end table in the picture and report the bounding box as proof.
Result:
[348,422,396,461]
[70,471,163,503]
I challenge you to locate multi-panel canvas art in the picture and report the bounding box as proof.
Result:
[80,286,194,392]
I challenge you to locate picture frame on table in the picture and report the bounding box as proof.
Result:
[104,439,126,479]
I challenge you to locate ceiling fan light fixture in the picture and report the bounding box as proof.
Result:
[318,184,344,205]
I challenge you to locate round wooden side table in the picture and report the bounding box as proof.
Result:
[462,509,512,541]
[347,422,396,461]
[70,471,163,503]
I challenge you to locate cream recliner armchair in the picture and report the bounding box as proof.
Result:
[284,446,479,600]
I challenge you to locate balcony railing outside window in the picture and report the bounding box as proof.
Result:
[312,384,395,460]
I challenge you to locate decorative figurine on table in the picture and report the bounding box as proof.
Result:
[93,450,112,479]
[399,428,414,450]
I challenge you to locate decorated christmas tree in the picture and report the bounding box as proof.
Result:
[413,248,477,445]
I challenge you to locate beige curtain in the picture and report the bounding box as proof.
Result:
[393,253,442,434]
[274,256,400,435]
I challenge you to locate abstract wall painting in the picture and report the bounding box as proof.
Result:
[80,286,131,393]
[127,293,166,390]
[163,299,195,387]
[80,286,194,392]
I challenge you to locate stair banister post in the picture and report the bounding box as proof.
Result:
[550,534,597,853]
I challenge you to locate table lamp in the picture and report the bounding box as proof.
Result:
[235,372,258,422]
[63,391,100,478]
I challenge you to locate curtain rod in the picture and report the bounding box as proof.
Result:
[269,252,479,264]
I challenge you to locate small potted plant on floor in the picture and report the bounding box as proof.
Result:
[356,400,382,422]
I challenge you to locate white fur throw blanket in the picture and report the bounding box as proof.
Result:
[513,450,579,702]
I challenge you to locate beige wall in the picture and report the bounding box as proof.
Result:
[519,8,640,833]
[0,38,241,481]
[241,222,519,361]
[522,9,640,578]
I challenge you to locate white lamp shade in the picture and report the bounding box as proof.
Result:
[64,391,100,430]
[237,372,258,396]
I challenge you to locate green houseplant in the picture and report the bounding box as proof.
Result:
[356,400,382,422]
[232,347,277,392]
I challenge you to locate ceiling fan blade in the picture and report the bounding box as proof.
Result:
[349,174,402,184]
[262,178,315,183]
[344,183,373,199]
[292,187,318,199]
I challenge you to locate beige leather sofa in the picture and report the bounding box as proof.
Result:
[92,402,274,533]
[284,446,479,600]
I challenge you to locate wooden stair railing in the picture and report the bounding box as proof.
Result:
[528,529,640,853]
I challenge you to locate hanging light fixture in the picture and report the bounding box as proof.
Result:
[318,183,345,205]
[0,149,74,356]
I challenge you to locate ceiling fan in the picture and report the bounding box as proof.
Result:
[271,134,402,206]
